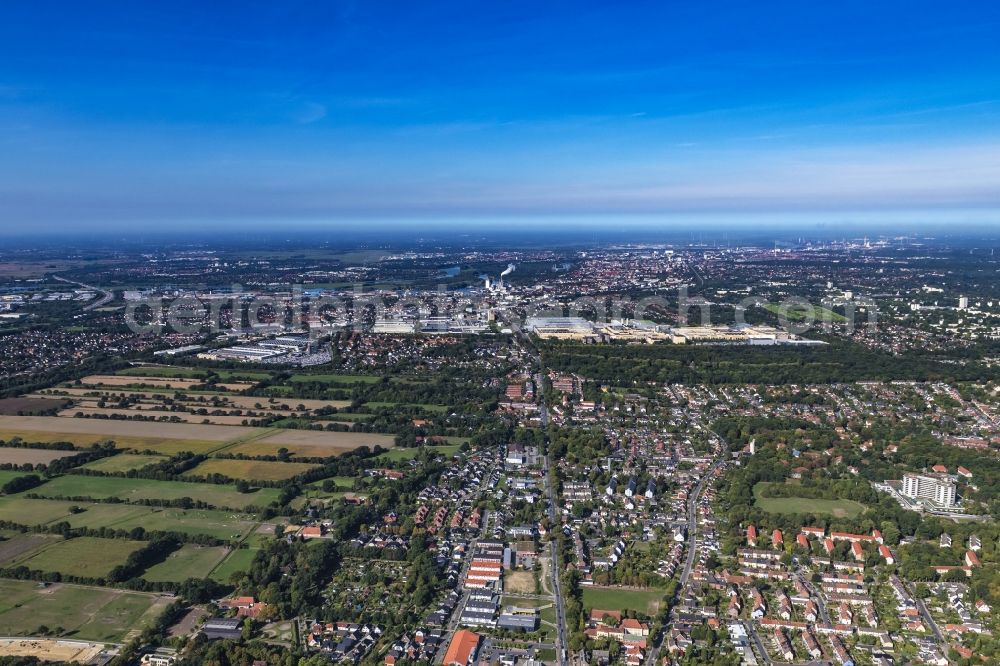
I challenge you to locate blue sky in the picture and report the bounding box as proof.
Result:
[1,1,999,234]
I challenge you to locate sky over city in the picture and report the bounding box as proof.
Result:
[1,0,1000,233]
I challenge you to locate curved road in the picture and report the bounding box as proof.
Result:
[53,275,114,311]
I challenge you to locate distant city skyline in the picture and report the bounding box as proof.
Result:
[1,1,1000,233]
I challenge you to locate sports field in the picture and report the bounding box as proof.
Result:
[184,458,318,482]
[0,580,170,642]
[581,586,664,615]
[142,544,231,582]
[28,475,282,510]
[12,536,146,578]
[752,482,867,518]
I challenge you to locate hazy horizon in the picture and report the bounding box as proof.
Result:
[2,1,1000,233]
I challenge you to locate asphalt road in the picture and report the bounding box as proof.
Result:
[53,275,114,311]
[646,456,725,666]
[543,451,568,666]
[915,597,944,642]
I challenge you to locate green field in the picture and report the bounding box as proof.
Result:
[210,546,259,583]
[184,458,318,482]
[320,412,374,422]
[142,544,231,582]
[365,402,448,413]
[111,507,258,540]
[763,302,847,323]
[117,367,272,381]
[14,536,146,579]
[753,482,867,518]
[0,496,258,539]
[0,496,90,525]
[289,373,382,384]
[377,444,462,462]
[28,475,282,510]
[80,453,164,473]
[115,366,207,378]
[0,579,169,642]
[581,586,664,615]
[0,470,33,488]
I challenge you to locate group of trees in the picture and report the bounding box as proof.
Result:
[541,338,999,386]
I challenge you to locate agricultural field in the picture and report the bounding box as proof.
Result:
[12,536,146,579]
[581,586,664,615]
[79,453,164,473]
[184,458,318,482]
[0,532,61,566]
[225,429,396,458]
[0,496,259,541]
[364,401,448,413]
[752,482,867,518]
[0,397,68,416]
[46,390,351,424]
[0,579,171,642]
[77,375,254,392]
[0,447,80,466]
[141,544,231,582]
[28,475,282,510]
[58,407,252,425]
[0,415,258,444]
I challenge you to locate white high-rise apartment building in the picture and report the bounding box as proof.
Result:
[902,473,957,507]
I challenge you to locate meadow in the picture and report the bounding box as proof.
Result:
[0,579,170,642]
[210,545,260,583]
[141,544,231,582]
[28,475,282,510]
[0,470,34,488]
[752,482,867,518]
[12,536,146,579]
[377,444,461,462]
